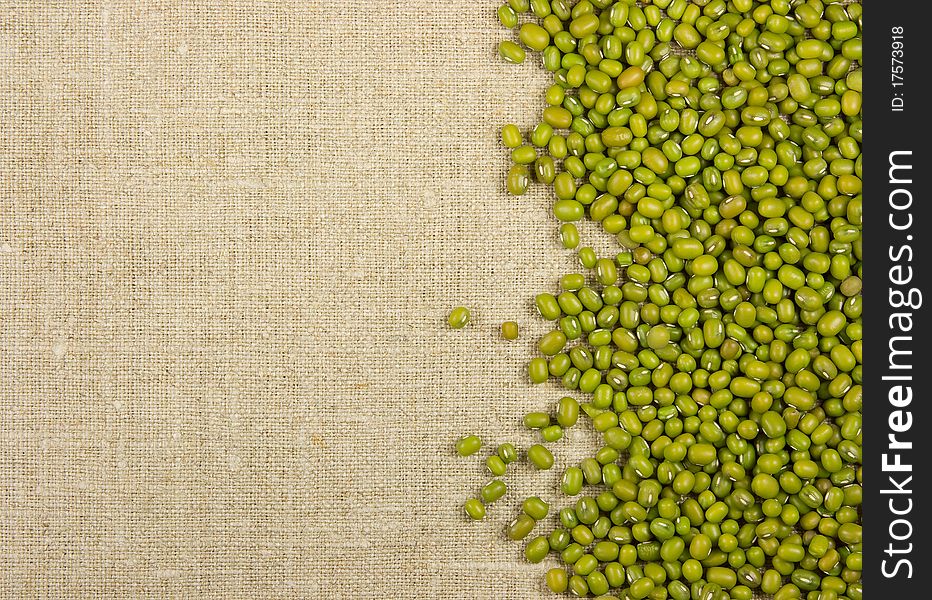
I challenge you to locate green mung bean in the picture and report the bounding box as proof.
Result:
[447,306,471,329]
[455,435,481,457]
[523,496,550,520]
[498,40,526,64]
[486,455,507,476]
[481,479,507,503]
[464,498,486,520]
[528,444,554,470]
[496,442,517,464]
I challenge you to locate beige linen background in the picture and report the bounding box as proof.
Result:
[0,1,614,598]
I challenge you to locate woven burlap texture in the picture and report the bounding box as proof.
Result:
[0,1,618,598]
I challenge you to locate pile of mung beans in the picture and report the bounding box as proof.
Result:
[457,1,861,599]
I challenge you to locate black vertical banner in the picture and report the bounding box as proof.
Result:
[864,1,929,594]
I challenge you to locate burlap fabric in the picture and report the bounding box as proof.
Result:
[0,2,619,597]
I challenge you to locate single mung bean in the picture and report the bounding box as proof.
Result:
[481,479,507,503]
[448,306,471,329]
[523,496,550,520]
[464,498,486,520]
[455,435,482,456]
[528,444,554,470]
